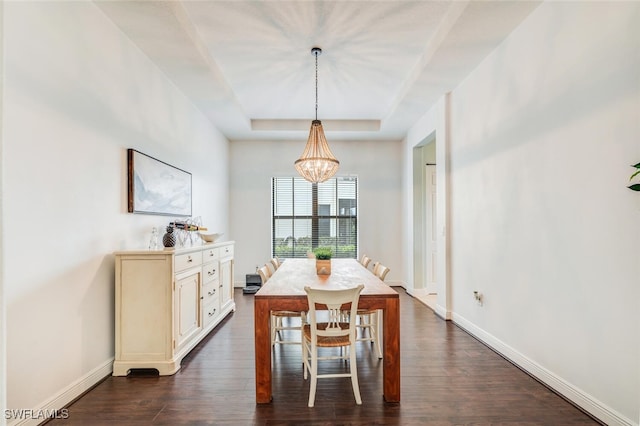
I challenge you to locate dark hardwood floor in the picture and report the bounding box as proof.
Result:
[47,288,600,425]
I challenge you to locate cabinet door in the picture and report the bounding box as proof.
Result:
[219,258,233,307]
[174,271,202,350]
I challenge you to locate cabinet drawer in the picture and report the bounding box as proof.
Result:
[220,244,234,258]
[202,281,219,305]
[203,247,219,263]
[203,300,220,328]
[202,262,218,284]
[175,252,202,272]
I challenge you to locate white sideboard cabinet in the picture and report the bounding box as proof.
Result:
[113,241,235,376]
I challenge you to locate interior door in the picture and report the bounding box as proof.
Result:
[425,165,437,294]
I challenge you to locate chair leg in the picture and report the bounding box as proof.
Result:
[300,312,307,365]
[349,343,362,405]
[356,311,383,359]
[271,314,276,346]
[302,339,309,380]
[271,314,284,345]
[308,346,318,407]
[365,313,374,339]
[276,316,283,340]
[373,310,382,359]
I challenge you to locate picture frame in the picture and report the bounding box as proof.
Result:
[127,149,192,216]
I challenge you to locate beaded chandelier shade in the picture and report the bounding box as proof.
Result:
[294,47,339,183]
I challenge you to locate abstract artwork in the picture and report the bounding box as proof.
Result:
[127,149,192,216]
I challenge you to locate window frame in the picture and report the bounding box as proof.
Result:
[271,176,358,259]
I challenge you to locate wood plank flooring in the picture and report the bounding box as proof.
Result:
[46,288,600,425]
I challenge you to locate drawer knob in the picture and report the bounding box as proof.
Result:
[187,256,192,263]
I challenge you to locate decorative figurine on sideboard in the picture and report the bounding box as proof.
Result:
[162,225,176,248]
[148,227,159,250]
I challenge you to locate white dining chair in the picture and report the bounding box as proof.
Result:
[270,257,281,271]
[375,264,390,281]
[355,263,390,359]
[257,265,269,285]
[265,262,275,278]
[302,284,364,407]
[259,263,305,346]
[359,254,371,268]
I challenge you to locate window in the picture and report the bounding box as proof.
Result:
[272,176,358,259]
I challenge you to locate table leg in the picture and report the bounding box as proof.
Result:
[254,298,272,403]
[383,297,400,402]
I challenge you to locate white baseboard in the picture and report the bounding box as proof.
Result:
[404,287,451,320]
[8,358,113,426]
[434,303,450,320]
[452,313,635,426]
[405,287,428,298]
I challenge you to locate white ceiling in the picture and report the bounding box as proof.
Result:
[95,1,541,141]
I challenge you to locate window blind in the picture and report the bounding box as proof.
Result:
[272,176,358,259]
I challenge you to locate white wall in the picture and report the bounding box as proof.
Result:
[230,139,402,286]
[0,1,6,422]
[404,2,639,424]
[2,2,229,421]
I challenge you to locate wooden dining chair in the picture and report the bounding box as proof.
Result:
[257,265,270,284]
[260,263,304,346]
[355,263,390,359]
[264,262,275,278]
[359,254,371,268]
[302,284,364,407]
[375,264,390,281]
[270,257,281,271]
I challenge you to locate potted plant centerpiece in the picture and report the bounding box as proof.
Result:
[313,247,333,275]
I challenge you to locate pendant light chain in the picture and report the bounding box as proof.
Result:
[315,50,319,121]
[294,46,339,184]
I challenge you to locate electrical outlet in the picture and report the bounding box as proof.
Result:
[473,291,483,306]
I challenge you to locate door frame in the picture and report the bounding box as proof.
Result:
[410,119,451,320]
[411,139,436,297]
[425,164,437,294]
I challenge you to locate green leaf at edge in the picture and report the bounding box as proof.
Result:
[628,183,640,191]
[632,162,640,169]
[630,170,640,181]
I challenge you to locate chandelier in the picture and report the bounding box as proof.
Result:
[294,47,339,183]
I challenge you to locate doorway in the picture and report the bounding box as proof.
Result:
[411,138,437,308]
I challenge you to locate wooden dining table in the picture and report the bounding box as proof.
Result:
[253,258,400,403]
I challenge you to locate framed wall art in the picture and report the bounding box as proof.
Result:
[127,149,192,216]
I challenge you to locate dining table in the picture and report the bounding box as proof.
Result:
[253,258,400,403]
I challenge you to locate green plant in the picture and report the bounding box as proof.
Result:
[313,247,333,260]
[629,162,640,191]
